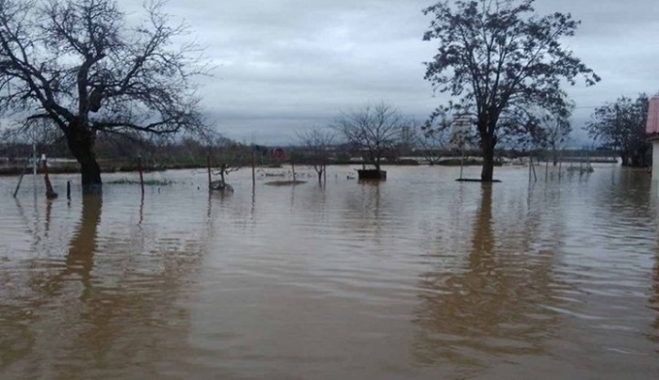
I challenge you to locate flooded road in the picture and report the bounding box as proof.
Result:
[1,165,658,379]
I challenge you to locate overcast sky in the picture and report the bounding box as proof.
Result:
[120,0,659,145]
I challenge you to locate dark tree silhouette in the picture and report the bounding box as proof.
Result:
[333,102,404,172]
[422,0,599,181]
[587,94,650,167]
[0,0,207,192]
[296,128,335,183]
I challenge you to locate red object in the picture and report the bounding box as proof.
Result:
[273,148,285,159]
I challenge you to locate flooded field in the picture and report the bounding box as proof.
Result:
[1,165,658,379]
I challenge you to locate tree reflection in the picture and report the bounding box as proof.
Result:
[0,194,206,378]
[67,194,101,292]
[413,183,560,369]
[341,181,384,238]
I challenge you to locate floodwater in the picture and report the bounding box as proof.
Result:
[0,165,658,379]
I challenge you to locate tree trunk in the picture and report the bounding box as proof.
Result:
[552,146,559,166]
[65,124,102,193]
[317,169,322,183]
[480,135,495,182]
[620,152,630,167]
[630,148,649,168]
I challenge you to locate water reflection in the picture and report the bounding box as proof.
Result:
[26,195,102,298]
[0,194,206,378]
[44,199,53,236]
[1,167,658,378]
[413,183,560,369]
[341,182,383,236]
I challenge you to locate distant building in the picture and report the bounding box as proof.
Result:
[647,97,659,180]
[399,125,415,154]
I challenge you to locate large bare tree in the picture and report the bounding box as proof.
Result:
[333,103,404,172]
[0,0,207,192]
[296,128,335,183]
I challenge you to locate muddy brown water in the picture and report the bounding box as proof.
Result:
[1,165,658,379]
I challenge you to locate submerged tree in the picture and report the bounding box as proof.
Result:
[0,0,207,192]
[539,105,573,166]
[422,0,599,181]
[416,120,448,166]
[296,128,335,183]
[333,102,404,173]
[213,140,248,188]
[587,94,650,167]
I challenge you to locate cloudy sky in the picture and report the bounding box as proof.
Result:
[120,0,659,145]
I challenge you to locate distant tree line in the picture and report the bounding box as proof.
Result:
[586,93,651,167]
[2,0,651,189]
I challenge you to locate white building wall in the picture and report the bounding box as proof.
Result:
[653,140,659,181]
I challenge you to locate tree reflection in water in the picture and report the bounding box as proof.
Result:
[0,194,208,378]
[413,183,561,370]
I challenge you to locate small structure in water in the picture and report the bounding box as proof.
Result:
[357,169,386,180]
[210,180,234,192]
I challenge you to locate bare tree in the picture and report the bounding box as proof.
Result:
[333,102,404,172]
[0,0,208,192]
[212,139,248,188]
[415,119,448,165]
[296,128,335,183]
[539,106,572,166]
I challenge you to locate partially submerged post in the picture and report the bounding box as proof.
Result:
[459,145,465,180]
[32,142,37,197]
[451,114,473,181]
[207,154,212,191]
[528,155,537,182]
[42,155,58,199]
[251,149,256,190]
[13,162,30,198]
[138,155,145,195]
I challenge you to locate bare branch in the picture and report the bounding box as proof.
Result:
[332,102,406,171]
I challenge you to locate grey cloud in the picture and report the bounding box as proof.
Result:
[115,0,659,145]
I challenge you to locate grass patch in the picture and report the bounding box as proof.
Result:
[107,178,175,186]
